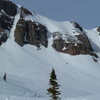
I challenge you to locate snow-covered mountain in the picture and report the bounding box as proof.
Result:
[0,0,100,100]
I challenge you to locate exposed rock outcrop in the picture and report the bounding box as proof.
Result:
[0,0,16,46]
[14,19,26,46]
[52,32,93,55]
[0,0,17,16]
[27,21,48,47]
[71,22,83,32]
[0,27,8,45]
[97,26,100,35]
[14,19,48,48]
[97,26,100,32]
[0,10,14,30]
[0,0,16,31]
[20,7,33,18]
[75,34,93,51]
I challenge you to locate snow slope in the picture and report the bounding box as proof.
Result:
[0,3,100,100]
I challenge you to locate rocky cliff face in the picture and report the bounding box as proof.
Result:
[52,32,93,55]
[52,22,94,55]
[0,0,17,30]
[0,0,98,56]
[0,10,14,30]
[14,6,48,48]
[0,0,17,45]
[14,18,48,48]
[0,0,17,16]
[0,27,8,45]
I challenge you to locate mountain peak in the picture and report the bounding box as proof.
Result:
[0,0,99,56]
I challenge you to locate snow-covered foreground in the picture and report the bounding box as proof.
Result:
[1,95,100,100]
[0,4,100,100]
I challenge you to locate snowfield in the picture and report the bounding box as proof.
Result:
[0,3,100,100]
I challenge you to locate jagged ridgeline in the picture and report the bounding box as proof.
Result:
[0,0,98,57]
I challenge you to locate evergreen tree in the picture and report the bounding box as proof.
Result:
[47,69,61,100]
[3,73,6,81]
